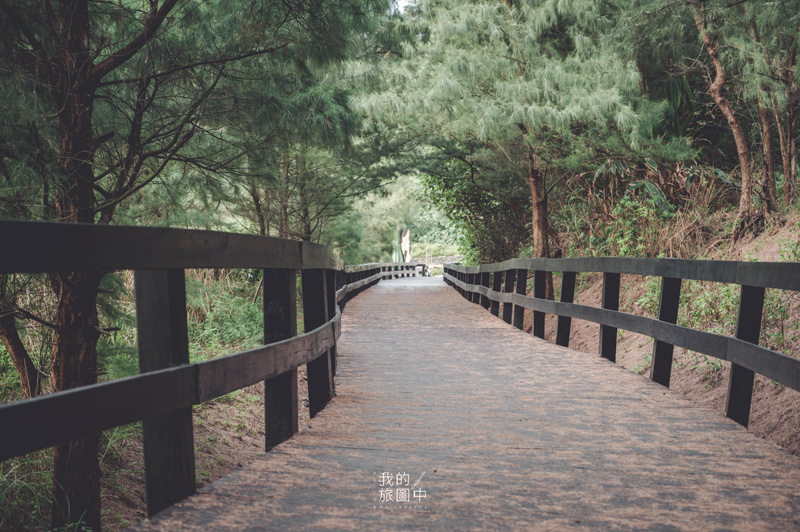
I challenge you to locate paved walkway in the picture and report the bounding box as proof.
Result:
[133,277,800,530]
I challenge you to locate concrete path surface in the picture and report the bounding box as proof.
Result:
[131,277,800,531]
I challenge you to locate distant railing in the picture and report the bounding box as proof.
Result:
[444,257,800,428]
[0,220,409,518]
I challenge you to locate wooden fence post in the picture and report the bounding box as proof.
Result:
[134,269,195,517]
[471,273,481,304]
[327,269,338,377]
[263,268,298,451]
[480,272,491,309]
[556,272,576,347]
[513,269,527,330]
[302,269,333,417]
[502,270,515,324]
[726,285,765,426]
[533,270,546,338]
[599,272,620,362]
[490,272,502,316]
[649,277,681,387]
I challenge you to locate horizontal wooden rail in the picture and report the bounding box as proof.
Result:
[0,220,343,272]
[444,256,800,428]
[450,257,800,292]
[0,309,340,461]
[0,220,406,519]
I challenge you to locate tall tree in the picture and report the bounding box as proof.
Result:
[0,0,386,528]
[361,1,645,271]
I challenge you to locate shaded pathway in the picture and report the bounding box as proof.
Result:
[132,277,800,530]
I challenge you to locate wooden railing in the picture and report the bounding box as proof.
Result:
[0,220,408,517]
[444,257,800,428]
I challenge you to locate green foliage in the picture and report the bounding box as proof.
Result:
[0,450,53,531]
[186,271,264,360]
[566,196,672,258]
[326,174,461,263]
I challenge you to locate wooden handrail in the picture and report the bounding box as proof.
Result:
[444,257,800,428]
[0,219,413,517]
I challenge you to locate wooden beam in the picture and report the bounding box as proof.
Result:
[502,270,515,324]
[726,285,765,427]
[490,273,502,316]
[135,269,196,517]
[480,272,491,309]
[649,277,682,387]
[302,269,333,418]
[533,270,546,338]
[599,272,621,362]
[513,269,527,330]
[0,220,343,272]
[556,272,576,347]
[263,268,299,451]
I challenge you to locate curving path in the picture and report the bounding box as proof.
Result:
[131,277,800,531]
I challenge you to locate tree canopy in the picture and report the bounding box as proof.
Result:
[2,0,800,529]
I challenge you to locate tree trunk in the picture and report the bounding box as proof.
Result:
[49,2,104,528]
[298,157,312,242]
[0,274,41,398]
[250,183,266,236]
[693,7,754,236]
[757,95,777,212]
[263,185,271,236]
[279,153,290,239]
[49,272,103,532]
[526,146,554,300]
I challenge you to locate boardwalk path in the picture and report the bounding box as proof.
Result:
[133,277,800,530]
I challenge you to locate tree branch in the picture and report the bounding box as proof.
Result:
[90,0,180,81]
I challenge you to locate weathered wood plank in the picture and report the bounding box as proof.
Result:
[0,312,341,461]
[263,268,299,451]
[599,273,620,362]
[556,271,576,347]
[0,220,344,272]
[195,317,339,403]
[327,269,338,378]
[513,269,527,330]
[649,277,681,387]
[135,269,196,517]
[0,366,195,462]
[502,270,514,324]
[480,272,491,309]
[490,272,502,316]
[726,285,765,427]
[303,269,334,417]
[533,270,546,339]
[445,257,800,291]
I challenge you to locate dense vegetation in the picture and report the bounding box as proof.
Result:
[1,0,799,530]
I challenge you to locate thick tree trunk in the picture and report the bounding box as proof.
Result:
[526,147,554,300]
[49,3,103,529]
[0,274,41,398]
[49,272,103,531]
[693,7,754,236]
[757,96,777,212]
